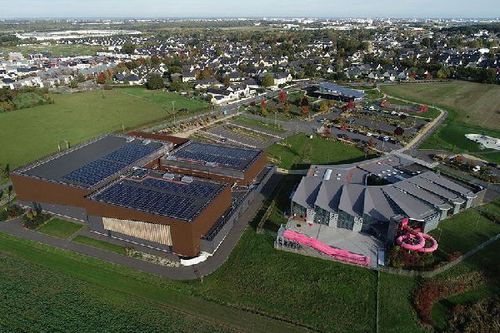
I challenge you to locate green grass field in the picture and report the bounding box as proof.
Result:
[232,115,286,133]
[381,82,500,131]
[0,227,378,333]
[37,218,83,239]
[0,88,209,168]
[73,235,126,255]
[380,82,500,163]
[1,44,103,57]
[429,205,500,258]
[378,273,425,333]
[267,133,373,169]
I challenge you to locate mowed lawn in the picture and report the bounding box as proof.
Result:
[0,89,208,168]
[37,218,83,239]
[381,82,500,163]
[267,133,372,169]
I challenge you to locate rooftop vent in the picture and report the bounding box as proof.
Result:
[181,176,193,184]
[162,173,175,180]
[323,169,333,181]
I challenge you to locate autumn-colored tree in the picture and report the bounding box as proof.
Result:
[346,100,354,110]
[301,105,309,118]
[96,72,107,85]
[300,95,310,118]
[394,126,404,136]
[260,98,267,116]
[319,100,330,113]
[278,90,288,106]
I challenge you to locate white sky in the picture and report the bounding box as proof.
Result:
[0,0,499,19]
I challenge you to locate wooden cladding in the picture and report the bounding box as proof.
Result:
[103,217,172,246]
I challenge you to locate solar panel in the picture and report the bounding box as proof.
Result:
[63,159,126,187]
[62,141,162,188]
[93,177,225,221]
[104,142,161,164]
[173,142,260,170]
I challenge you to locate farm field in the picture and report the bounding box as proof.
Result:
[380,82,500,163]
[380,81,500,130]
[0,88,209,168]
[0,226,378,333]
[267,133,373,169]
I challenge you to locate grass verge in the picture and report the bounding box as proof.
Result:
[37,218,82,239]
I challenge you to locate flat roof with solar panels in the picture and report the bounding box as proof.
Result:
[18,135,169,189]
[90,171,227,222]
[162,141,263,180]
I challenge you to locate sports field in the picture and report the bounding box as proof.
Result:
[0,88,209,168]
[381,82,500,163]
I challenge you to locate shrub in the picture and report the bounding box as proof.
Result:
[414,272,486,325]
[0,205,24,221]
[22,205,51,229]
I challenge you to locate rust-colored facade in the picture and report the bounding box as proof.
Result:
[11,172,232,257]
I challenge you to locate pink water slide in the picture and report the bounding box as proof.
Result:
[283,230,370,266]
[396,218,438,253]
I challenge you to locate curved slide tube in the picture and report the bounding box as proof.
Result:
[396,224,438,253]
[283,230,370,266]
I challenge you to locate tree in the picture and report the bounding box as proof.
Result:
[151,55,161,67]
[6,185,12,207]
[260,98,267,116]
[96,72,107,85]
[146,74,164,90]
[3,163,10,179]
[394,127,404,136]
[278,90,288,106]
[319,101,330,113]
[261,73,275,88]
[121,42,136,55]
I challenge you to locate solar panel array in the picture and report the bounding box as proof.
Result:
[63,160,126,188]
[93,177,225,221]
[142,178,222,198]
[63,142,161,187]
[174,142,259,170]
[104,142,162,164]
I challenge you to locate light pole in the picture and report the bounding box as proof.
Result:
[171,101,176,124]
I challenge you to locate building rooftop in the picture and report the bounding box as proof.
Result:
[292,154,477,223]
[90,172,227,222]
[18,135,168,189]
[164,141,262,173]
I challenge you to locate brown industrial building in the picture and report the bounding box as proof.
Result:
[11,133,267,257]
